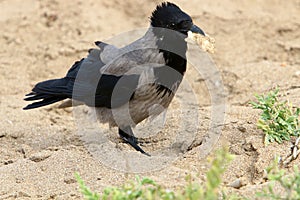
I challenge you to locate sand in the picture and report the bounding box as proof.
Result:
[0,0,300,199]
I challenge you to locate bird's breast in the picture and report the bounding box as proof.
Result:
[128,81,179,124]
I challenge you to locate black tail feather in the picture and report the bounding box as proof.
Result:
[23,96,66,110]
[24,78,72,110]
[24,93,52,101]
[31,79,72,96]
[25,92,35,96]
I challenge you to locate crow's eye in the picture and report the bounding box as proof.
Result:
[169,23,176,29]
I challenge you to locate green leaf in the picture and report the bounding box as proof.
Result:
[296,108,300,116]
[252,88,300,145]
[141,177,156,186]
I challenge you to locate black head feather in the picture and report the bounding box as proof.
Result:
[150,2,193,34]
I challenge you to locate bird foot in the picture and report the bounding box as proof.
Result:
[119,128,151,156]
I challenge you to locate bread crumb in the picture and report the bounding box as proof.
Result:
[188,32,215,53]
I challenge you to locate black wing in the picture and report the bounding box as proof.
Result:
[24,42,140,109]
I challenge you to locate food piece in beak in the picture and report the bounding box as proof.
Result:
[187,31,215,54]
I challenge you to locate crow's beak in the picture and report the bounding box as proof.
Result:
[190,24,205,36]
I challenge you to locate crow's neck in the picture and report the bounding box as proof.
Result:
[160,49,187,76]
[154,30,188,75]
[152,30,188,96]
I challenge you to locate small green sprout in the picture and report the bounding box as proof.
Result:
[250,88,300,144]
[257,157,300,200]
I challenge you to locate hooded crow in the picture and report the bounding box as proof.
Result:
[24,2,205,156]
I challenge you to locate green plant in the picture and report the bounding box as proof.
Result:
[204,147,235,199]
[101,176,175,200]
[180,147,235,200]
[257,158,300,200]
[250,88,300,144]
[76,173,100,200]
[76,147,235,200]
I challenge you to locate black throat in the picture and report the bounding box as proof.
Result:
[154,29,188,75]
[152,28,188,96]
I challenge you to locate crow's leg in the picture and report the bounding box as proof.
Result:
[118,127,150,156]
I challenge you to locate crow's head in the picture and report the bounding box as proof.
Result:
[150,2,205,36]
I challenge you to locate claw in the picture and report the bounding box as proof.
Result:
[119,127,151,156]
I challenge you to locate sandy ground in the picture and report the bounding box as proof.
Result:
[1,0,300,199]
